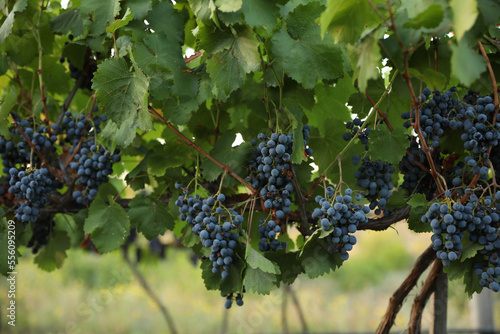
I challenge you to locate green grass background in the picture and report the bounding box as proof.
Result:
[1,223,499,334]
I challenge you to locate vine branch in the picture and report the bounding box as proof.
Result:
[385,0,446,195]
[477,41,499,123]
[149,107,257,194]
[408,259,443,334]
[365,91,394,132]
[376,244,436,334]
[9,114,60,180]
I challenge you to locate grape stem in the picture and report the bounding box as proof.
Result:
[9,113,60,181]
[149,106,257,194]
[477,41,499,125]
[407,259,443,334]
[55,74,86,134]
[33,3,50,125]
[290,164,310,234]
[405,148,431,174]
[304,70,398,200]
[112,32,120,58]
[386,0,446,195]
[376,244,436,334]
[365,91,394,132]
[66,95,98,166]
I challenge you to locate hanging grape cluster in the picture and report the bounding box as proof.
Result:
[247,126,312,252]
[312,187,369,261]
[174,185,244,279]
[59,111,121,204]
[401,87,500,292]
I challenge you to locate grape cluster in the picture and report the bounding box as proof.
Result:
[59,111,121,204]
[0,115,58,173]
[399,137,431,195]
[8,168,57,223]
[223,291,245,309]
[352,157,394,215]
[402,87,460,149]
[26,218,55,254]
[247,127,312,250]
[258,218,286,252]
[343,117,375,151]
[174,187,243,279]
[312,188,369,261]
[423,191,500,292]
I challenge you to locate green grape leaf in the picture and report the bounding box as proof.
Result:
[404,4,444,29]
[201,248,246,295]
[241,0,285,30]
[148,141,191,176]
[187,0,216,26]
[306,76,356,136]
[450,0,478,41]
[283,99,306,164]
[0,53,8,76]
[106,7,133,33]
[101,120,138,148]
[245,267,277,295]
[133,34,185,71]
[348,34,382,92]
[81,0,121,35]
[200,132,253,183]
[127,0,152,20]
[462,258,483,297]
[272,2,345,89]
[215,0,242,12]
[0,86,17,121]
[0,0,27,43]
[41,55,70,95]
[54,213,85,248]
[34,231,71,272]
[205,27,260,96]
[460,233,484,261]
[200,259,222,290]
[92,57,152,145]
[407,194,431,233]
[50,7,85,37]
[299,230,343,278]
[368,128,408,165]
[320,0,383,44]
[146,1,185,43]
[128,195,175,240]
[451,41,487,86]
[443,257,467,281]
[181,223,199,248]
[246,244,280,274]
[84,196,130,254]
[265,251,305,285]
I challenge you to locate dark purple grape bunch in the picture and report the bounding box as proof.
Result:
[352,157,394,215]
[342,117,375,151]
[174,184,244,279]
[60,111,121,205]
[223,291,245,309]
[401,87,460,149]
[258,218,286,252]
[8,167,58,223]
[0,115,58,174]
[425,191,500,291]
[312,187,369,261]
